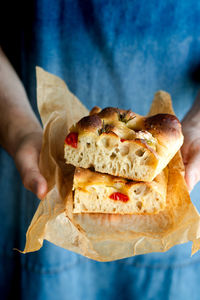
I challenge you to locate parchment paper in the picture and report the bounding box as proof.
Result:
[23,67,200,261]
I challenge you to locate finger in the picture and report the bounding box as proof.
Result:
[180,144,189,165]
[37,177,48,199]
[23,169,48,200]
[15,143,48,199]
[180,134,191,165]
[184,152,200,192]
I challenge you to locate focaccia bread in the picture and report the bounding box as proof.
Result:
[73,167,168,214]
[64,104,183,182]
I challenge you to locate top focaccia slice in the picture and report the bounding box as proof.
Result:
[64,106,183,182]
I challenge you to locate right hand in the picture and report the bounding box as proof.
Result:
[14,130,48,200]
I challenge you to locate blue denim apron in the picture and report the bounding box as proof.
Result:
[1,1,200,299]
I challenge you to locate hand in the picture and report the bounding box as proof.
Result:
[0,48,48,199]
[181,120,200,192]
[14,130,48,200]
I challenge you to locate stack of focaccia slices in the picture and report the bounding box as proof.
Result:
[64,94,183,214]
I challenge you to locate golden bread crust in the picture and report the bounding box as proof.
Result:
[89,106,102,115]
[77,115,102,132]
[64,106,183,181]
[76,108,182,142]
[144,114,182,139]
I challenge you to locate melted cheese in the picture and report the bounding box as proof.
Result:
[74,169,136,195]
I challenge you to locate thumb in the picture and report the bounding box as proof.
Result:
[185,152,200,192]
[14,138,48,200]
[22,169,48,200]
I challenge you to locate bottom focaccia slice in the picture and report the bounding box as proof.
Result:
[73,167,168,214]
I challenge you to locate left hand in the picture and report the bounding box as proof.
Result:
[14,130,48,200]
[181,118,200,192]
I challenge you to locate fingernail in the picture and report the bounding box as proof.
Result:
[37,182,47,200]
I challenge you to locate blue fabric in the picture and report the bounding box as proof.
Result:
[1,0,200,299]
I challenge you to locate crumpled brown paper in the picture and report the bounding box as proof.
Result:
[23,67,200,261]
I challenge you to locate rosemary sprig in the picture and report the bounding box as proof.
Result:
[118,110,136,123]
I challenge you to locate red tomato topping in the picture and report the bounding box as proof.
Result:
[109,192,129,202]
[120,139,126,143]
[65,132,78,148]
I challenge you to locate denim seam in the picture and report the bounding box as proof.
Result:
[2,250,200,273]
[21,257,200,274]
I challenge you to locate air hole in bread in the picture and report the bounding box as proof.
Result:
[115,148,119,153]
[135,149,145,157]
[110,153,116,160]
[89,166,95,171]
[101,137,109,148]
[136,201,142,210]
[122,168,126,174]
[120,146,129,156]
[126,164,130,172]
[134,187,141,195]
[102,164,106,169]
[82,204,88,211]
[143,187,149,196]
[78,157,82,163]
[86,142,91,148]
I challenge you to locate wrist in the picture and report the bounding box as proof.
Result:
[3,109,42,157]
[0,48,43,157]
